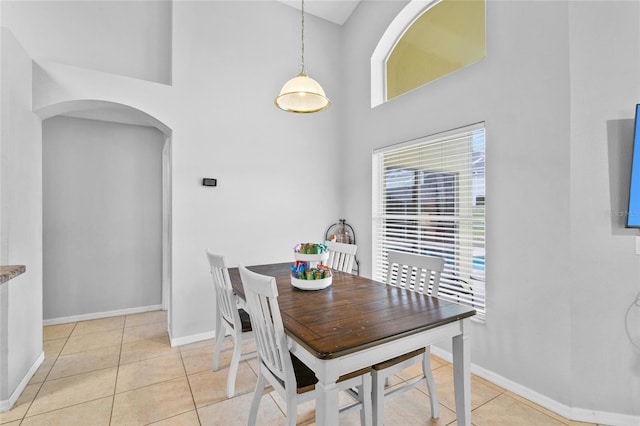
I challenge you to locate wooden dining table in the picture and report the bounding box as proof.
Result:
[227,262,476,425]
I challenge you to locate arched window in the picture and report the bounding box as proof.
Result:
[371,0,486,107]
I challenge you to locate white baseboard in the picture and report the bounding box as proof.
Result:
[570,407,640,426]
[169,329,217,348]
[0,352,44,413]
[430,347,640,426]
[42,305,163,326]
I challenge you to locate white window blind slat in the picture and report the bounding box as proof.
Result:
[372,125,486,316]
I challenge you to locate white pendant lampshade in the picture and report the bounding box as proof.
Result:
[275,0,330,113]
[275,72,330,113]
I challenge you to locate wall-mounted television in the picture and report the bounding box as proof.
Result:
[627,104,640,227]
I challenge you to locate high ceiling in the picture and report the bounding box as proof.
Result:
[277,0,361,25]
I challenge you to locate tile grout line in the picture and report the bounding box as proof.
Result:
[500,392,576,426]
[19,321,79,422]
[108,316,126,426]
[19,396,117,424]
[469,389,504,413]
[179,345,203,425]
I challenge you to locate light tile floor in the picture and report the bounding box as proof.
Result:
[0,310,600,426]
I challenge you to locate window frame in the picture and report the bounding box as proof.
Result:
[372,123,486,316]
[371,0,486,107]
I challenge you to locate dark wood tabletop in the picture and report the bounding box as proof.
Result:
[228,262,476,360]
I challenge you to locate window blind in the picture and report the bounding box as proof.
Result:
[372,124,486,315]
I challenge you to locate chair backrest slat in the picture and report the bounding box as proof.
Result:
[239,265,296,388]
[325,241,358,273]
[386,251,445,296]
[206,250,241,328]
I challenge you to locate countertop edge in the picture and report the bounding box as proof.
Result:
[0,265,26,284]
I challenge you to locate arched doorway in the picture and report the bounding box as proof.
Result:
[38,100,172,324]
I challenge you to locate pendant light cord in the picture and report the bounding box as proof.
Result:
[300,0,305,74]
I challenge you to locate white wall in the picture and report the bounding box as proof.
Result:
[342,0,639,422]
[568,1,640,417]
[0,0,172,84]
[0,28,43,411]
[168,0,343,340]
[42,116,163,320]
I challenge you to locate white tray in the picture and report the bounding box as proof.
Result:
[291,275,332,291]
[294,252,329,262]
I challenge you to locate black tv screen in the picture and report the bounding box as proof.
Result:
[627,104,640,227]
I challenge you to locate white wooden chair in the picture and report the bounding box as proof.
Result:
[239,265,372,426]
[371,250,445,425]
[206,250,257,398]
[325,240,358,273]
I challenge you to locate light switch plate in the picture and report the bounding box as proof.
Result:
[635,236,640,255]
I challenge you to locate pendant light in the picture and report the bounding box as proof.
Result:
[274,0,330,113]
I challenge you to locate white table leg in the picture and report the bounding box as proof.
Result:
[316,379,340,425]
[452,318,471,426]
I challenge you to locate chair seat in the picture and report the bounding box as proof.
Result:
[223,308,253,333]
[291,354,318,394]
[372,347,425,371]
[285,354,371,394]
[238,308,252,332]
